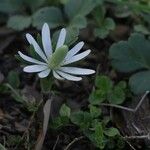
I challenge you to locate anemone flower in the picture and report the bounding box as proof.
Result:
[18,23,95,81]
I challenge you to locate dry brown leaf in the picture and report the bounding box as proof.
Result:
[35,99,52,150]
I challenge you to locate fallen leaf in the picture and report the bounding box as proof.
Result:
[35,99,52,150]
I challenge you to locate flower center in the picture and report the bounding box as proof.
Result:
[48,45,68,69]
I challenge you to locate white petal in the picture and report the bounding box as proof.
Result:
[38,69,51,78]
[63,49,91,65]
[42,23,52,58]
[26,33,48,62]
[18,51,47,65]
[53,70,64,80]
[23,65,48,73]
[59,67,95,75]
[56,28,66,49]
[56,70,82,81]
[65,42,84,60]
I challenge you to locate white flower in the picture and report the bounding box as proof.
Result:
[18,23,95,81]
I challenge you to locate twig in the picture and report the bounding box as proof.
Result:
[125,140,136,150]
[52,135,60,150]
[64,136,84,150]
[100,91,149,112]
[123,133,150,140]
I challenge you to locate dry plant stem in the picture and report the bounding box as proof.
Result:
[64,136,84,150]
[52,135,60,150]
[100,91,149,112]
[124,133,150,140]
[125,140,136,150]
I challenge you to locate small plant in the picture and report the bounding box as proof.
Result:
[89,75,127,105]
[50,100,122,149]
[92,5,115,39]
[109,33,150,94]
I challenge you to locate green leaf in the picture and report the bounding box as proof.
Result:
[59,104,71,117]
[65,27,79,46]
[71,111,92,130]
[109,33,150,94]
[5,84,24,103]
[117,81,127,89]
[89,75,113,104]
[7,71,20,88]
[114,5,131,18]
[94,28,109,39]
[109,33,150,72]
[89,90,106,105]
[40,77,53,93]
[134,24,150,35]
[64,0,102,19]
[7,15,31,31]
[129,71,150,94]
[104,127,119,137]
[93,6,115,39]
[95,75,113,91]
[23,0,45,12]
[108,85,125,104]
[50,116,69,129]
[69,15,87,28]
[94,122,105,149]
[89,105,101,118]
[32,7,64,29]
[60,0,69,4]
[92,6,106,25]
[141,13,150,24]
[104,18,115,30]
[0,0,23,14]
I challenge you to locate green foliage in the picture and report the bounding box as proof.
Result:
[64,0,102,19]
[7,15,31,31]
[88,122,105,149]
[104,127,120,137]
[134,24,150,35]
[5,83,23,103]
[70,108,120,149]
[0,0,24,13]
[92,6,115,39]
[89,75,127,105]
[7,71,20,89]
[59,104,71,117]
[50,103,70,129]
[32,7,64,29]
[24,0,46,12]
[50,100,121,149]
[89,105,101,118]
[109,33,150,94]
[40,77,53,93]
[71,111,92,130]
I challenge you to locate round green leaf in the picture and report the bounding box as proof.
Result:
[109,33,150,72]
[129,71,150,94]
[32,7,64,29]
[108,86,125,104]
[64,0,102,19]
[7,15,31,31]
[59,104,71,117]
[104,127,119,137]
